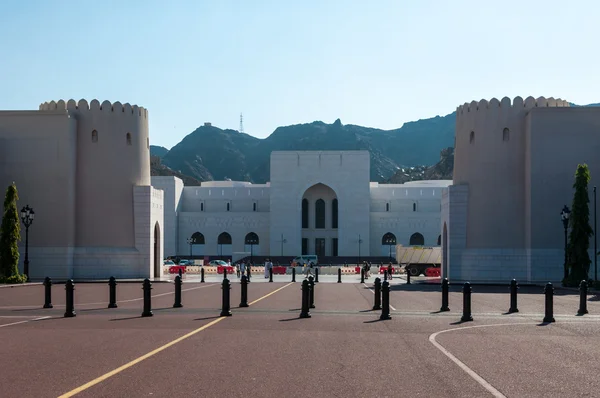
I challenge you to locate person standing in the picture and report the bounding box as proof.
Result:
[264,259,270,279]
[240,260,246,278]
[236,262,241,278]
[387,262,393,280]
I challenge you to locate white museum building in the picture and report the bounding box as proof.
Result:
[152,150,450,261]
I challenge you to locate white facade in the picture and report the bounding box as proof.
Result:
[153,151,450,260]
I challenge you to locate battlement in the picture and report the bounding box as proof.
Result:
[39,99,148,119]
[457,96,570,115]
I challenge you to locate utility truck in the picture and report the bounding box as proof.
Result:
[396,245,441,276]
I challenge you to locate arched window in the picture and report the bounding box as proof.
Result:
[413,203,417,212]
[191,232,205,245]
[315,199,325,229]
[469,131,475,144]
[332,198,338,229]
[226,202,230,211]
[92,130,98,143]
[503,128,510,142]
[217,232,232,245]
[253,202,257,212]
[437,235,441,245]
[126,132,132,146]
[302,199,309,228]
[382,232,397,246]
[410,232,425,246]
[245,232,259,245]
[200,202,204,212]
[386,203,390,212]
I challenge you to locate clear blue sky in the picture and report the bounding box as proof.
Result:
[1,0,597,149]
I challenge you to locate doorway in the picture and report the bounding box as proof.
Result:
[154,222,161,278]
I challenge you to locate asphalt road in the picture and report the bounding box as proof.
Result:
[1,280,599,398]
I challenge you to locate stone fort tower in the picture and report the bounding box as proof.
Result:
[0,99,163,279]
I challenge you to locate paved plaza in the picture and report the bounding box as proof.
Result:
[1,277,600,398]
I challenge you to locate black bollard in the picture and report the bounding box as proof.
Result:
[380,280,392,320]
[292,267,296,282]
[373,277,382,310]
[360,268,365,283]
[440,277,450,312]
[543,282,555,323]
[299,279,311,318]
[239,275,249,307]
[141,278,153,317]
[315,268,319,283]
[578,280,588,315]
[201,267,205,283]
[220,278,232,316]
[406,267,411,285]
[269,267,273,283]
[309,275,315,309]
[461,282,473,322]
[43,277,53,309]
[337,268,342,283]
[108,276,118,309]
[173,275,183,308]
[224,268,228,280]
[508,279,519,313]
[384,269,388,281]
[64,279,76,318]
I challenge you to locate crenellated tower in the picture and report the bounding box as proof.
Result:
[39,99,151,248]
[453,96,570,249]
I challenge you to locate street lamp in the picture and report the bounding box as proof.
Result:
[280,233,287,256]
[358,234,363,264]
[594,186,597,282]
[187,237,195,257]
[246,233,259,264]
[384,236,396,262]
[20,205,35,281]
[561,205,571,280]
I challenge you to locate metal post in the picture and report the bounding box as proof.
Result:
[564,223,569,281]
[269,266,273,283]
[299,279,311,318]
[384,269,388,281]
[308,275,315,309]
[220,278,232,316]
[380,280,391,320]
[461,282,473,322]
[173,275,183,308]
[240,275,249,307]
[292,267,296,282]
[440,277,449,312]
[595,186,597,282]
[24,225,30,281]
[108,276,118,308]
[508,279,519,313]
[64,279,76,318]
[250,244,253,264]
[178,268,183,280]
[373,277,381,310]
[142,278,153,317]
[43,277,53,309]
[337,268,342,283]
[224,268,227,280]
[578,280,588,315]
[315,267,319,283]
[358,234,362,265]
[201,267,205,283]
[406,266,411,285]
[543,282,555,323]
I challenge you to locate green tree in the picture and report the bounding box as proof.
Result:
[0,183,24,282]
[566,164,593,284]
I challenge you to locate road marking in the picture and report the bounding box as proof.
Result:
[363,283,397,311]
[429,322,534,397]
[57,282,292,397]
[0,283,217,309]
[0,316,50,328]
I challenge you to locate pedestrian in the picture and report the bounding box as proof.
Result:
[236,263,240,278]
[240,261,246,278]
[387,262,393,280]
[264,258,270,279]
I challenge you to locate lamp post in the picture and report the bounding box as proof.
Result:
[246,234,258,264]
[20,205,35,282]
[280,233,287,257]
[561,205,571,280]
[384,236,395,263]
[595,186,597,282]
[358,234,363,264]
[187,237,195,257]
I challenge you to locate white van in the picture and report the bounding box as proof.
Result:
[292,255,318,266]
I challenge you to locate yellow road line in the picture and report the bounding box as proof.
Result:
[58,281,293,397]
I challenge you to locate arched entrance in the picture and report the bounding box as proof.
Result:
[301,183,338,258]
[410,232,425,246]
[442,223,448,279]
[190,232,205,256]
[381,232,397,260]
[217,232,232,259]
[154,222,161,278]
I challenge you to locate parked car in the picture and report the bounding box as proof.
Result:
[163,260,175,265]
[208,260,228,267]
[178,259,191,266]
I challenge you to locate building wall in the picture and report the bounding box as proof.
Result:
[151,176,183,257]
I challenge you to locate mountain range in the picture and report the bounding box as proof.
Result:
[150,102,600,185]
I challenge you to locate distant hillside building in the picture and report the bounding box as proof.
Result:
[442,96,600,283]
[152,151,450,261]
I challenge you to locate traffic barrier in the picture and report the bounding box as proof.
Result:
[64,280,76,318]
[543,282,555,323]
[578,280,588,315]
[461,282,473,322]
[108,276,118,309]
[142,278,153,317]
[426,268,441,277]
[43,277,53,309]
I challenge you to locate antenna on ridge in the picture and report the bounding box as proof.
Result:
[239,113,245,134]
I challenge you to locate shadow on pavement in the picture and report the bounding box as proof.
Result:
[194,316,221,321]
